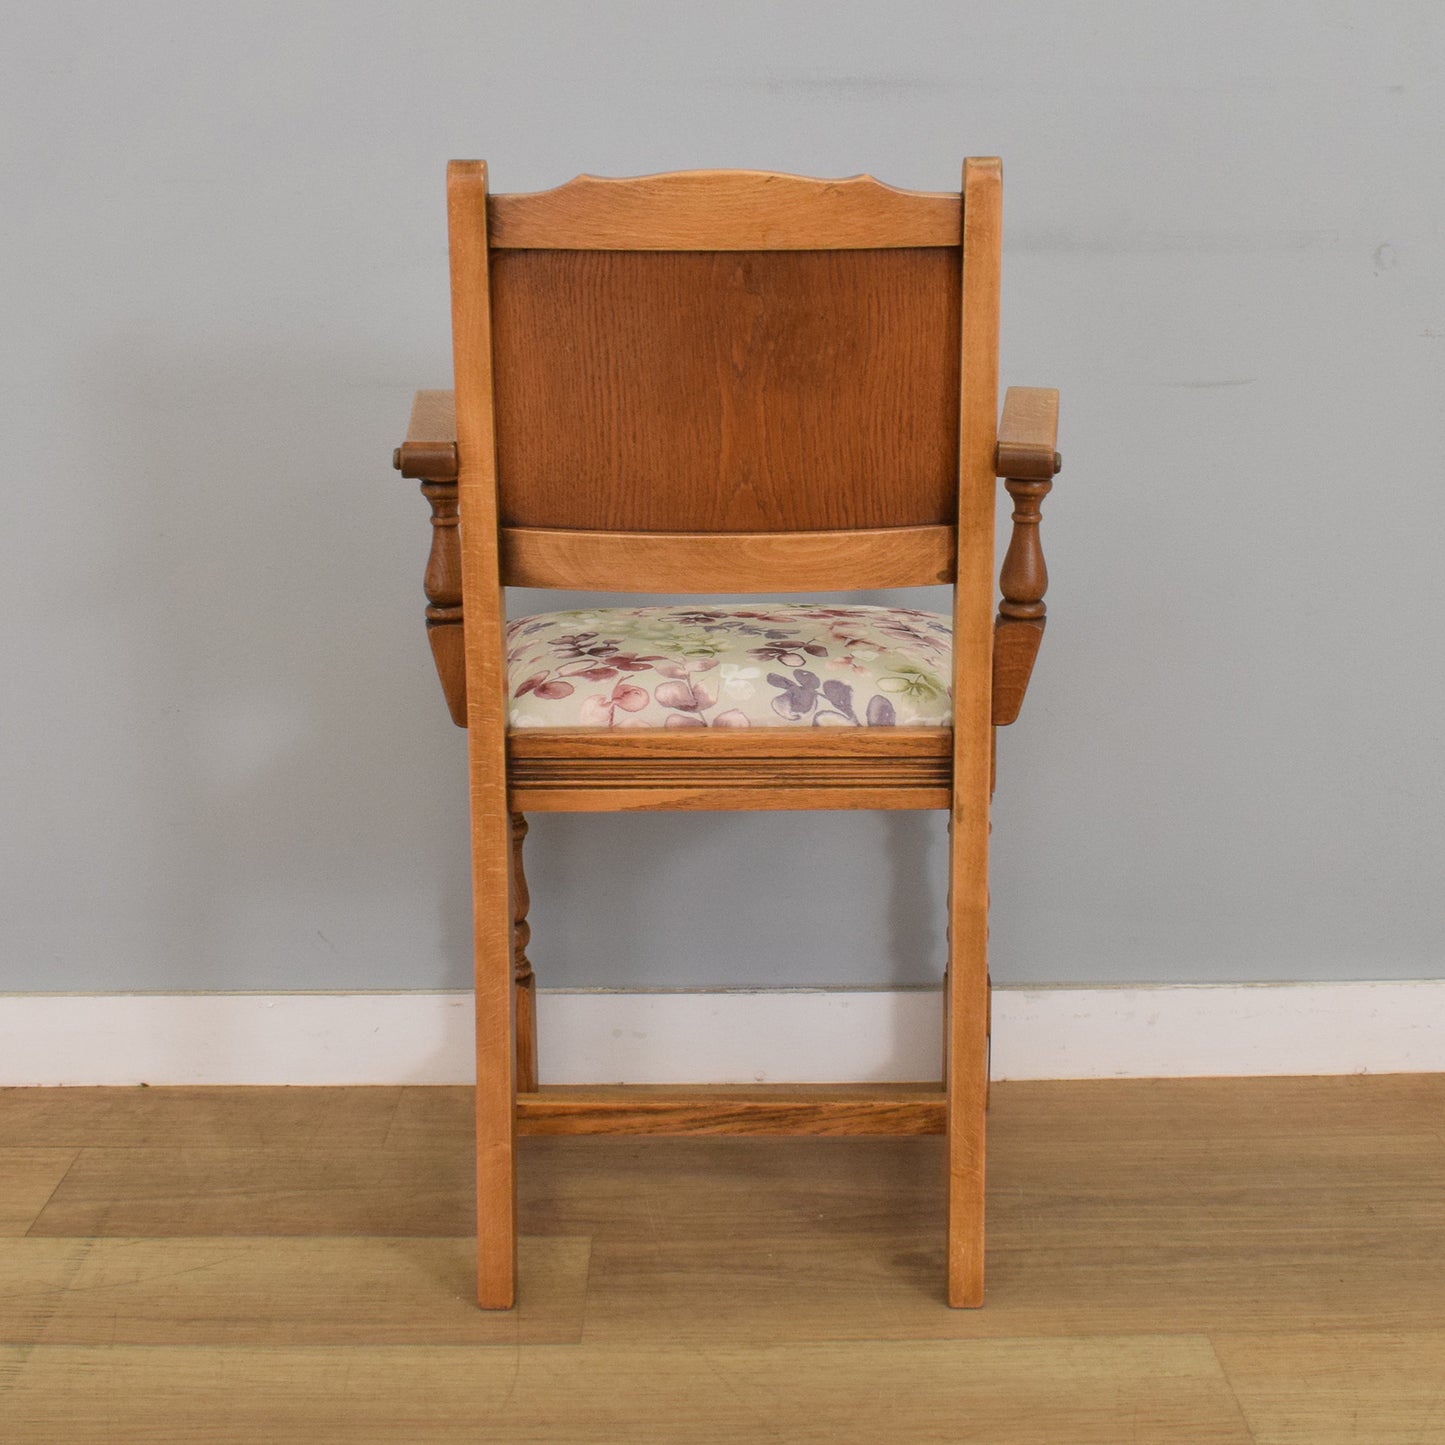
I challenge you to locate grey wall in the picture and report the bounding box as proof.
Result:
[3,1,1443,993]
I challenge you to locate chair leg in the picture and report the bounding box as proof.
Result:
[945,805,990,1308]
[511,812,538,1092]
[474,799,517,1309]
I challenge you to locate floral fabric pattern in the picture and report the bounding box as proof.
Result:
[507,604,953,729]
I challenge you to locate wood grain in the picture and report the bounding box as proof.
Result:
[515,1085,945,1136]
[506,728,953,762]
[489,248,961,534]
[394,389,458,478]
[945,155,1003,1308]
[500,523,956,592]
[994,385,1060,480]
[395,391,466,724]
[0,1336,1251,1444]
[0,1150,75,1235]
[988,1072,1445,1141]
[577,1131,1445,1342]
[508,782,949,813]
[418,160,1034,1311]
[0,1236,588,1346]
[991,617,1047,727]
[506,726,952,813]
[990,386,1058,725]
[448,159,518,1308]
[991,473,1053,725]
[1212,1330,1445,1444]
[510,812,537,1093]
[0,1086,401,1149]
[487,168,962,250]
[5,1079,1445,1441]
[26,1147,473,1237]
[422,480,467,726]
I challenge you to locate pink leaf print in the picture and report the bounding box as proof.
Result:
[654,680,701,711]
[578,681,651,726]
[664,713,705,728]
[516,673,576,700]
[713,710,750,727]
[655,659,718,681]
[576,695,613,726]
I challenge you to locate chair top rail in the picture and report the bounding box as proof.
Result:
[487,168,962,251]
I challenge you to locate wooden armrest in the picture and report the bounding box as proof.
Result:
[992,387,1060,727]
[994,386,1060,480]
[394,389,458,479]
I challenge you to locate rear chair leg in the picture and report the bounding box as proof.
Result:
[512,812,538,1093]
[474,800,517,1309]
[946,805,990,1308]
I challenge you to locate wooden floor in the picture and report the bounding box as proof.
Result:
[1,1076,1443,1443]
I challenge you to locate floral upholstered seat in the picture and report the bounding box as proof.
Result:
[506,604,952,729]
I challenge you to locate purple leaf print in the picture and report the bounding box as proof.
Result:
[768,669,822,721]
[865,694,897,726]
[749,638,829,666]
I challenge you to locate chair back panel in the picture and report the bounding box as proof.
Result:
[489,246,962,535]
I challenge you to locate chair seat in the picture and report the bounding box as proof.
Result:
[506,603,952,729]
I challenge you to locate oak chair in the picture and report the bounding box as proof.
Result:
[393,160,1061,1309]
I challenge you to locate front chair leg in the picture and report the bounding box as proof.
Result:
[511,812,539,1092]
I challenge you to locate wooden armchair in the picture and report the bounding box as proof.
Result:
[394,161,1061,1309]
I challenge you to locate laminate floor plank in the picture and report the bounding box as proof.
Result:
[5,1078,1445,1442]
[0,1087,401,1150]
[27,1148,472,1237]
[0,1152,76,1235]
[0,1237,589,1346]
[384,1085,478,1150]
[0,1336,1253,1444]
[578,1222,1445,1343]
[988,1073,1445,1143]
[518,1135,941,1240]
[1211,1330,1445,1444]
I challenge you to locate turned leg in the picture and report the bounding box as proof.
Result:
[512,812,538,1092]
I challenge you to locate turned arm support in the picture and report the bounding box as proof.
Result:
[394,390,467,726]
[991,387,1060,726]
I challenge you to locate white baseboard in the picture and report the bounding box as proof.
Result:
[1,981,1442,1087]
